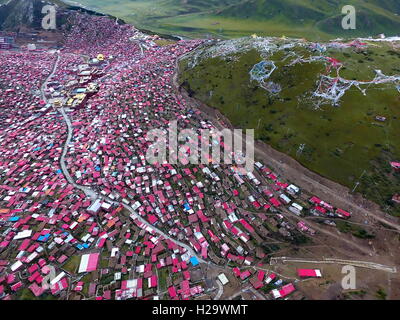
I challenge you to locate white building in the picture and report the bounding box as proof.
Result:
[218,273,229,286]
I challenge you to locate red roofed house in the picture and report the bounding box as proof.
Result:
[390,162,400,171]
[269,198,281,208]
[78,253,100,273]
[257,270,265,282]
[232,267,241,277]
[271,283,296,299]
[148,275,158,288]
[148,214,158,225]
[335,208,351,219]
[297,269,322,278]
[250,275,264,290]
[168,286,177,299]
[309,196,321,205]
[312,206,327,215]
[265,273,276,284]
[240,270,251,281]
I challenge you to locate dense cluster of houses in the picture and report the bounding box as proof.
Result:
[0,13,352,300]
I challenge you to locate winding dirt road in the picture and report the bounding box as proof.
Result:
[41,53,213,268]
[271,257,397,273]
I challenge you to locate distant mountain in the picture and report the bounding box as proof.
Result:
[61,0,400,39]
[2,0,399,39]
[0,0,122,31]
[218,0,400,36]
[0,0,59,30]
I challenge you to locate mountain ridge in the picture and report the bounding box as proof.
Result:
[2,0,399,39]
[56,0,400,39]
[0,0,125,31]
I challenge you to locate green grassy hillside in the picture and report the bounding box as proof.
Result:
[179,37,400,215]
[62,0,400,39]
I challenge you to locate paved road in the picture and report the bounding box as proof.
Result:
[59,107,98,201]
[49,53,210,266]
[41,53,100,203]
[59,108,208,263]
[213,280,224,300]
[41,52,61,101]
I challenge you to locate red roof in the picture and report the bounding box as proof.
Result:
[269,198,281,207]
[168,286,177,298]
[336,208,351,218]
[240,270,251,280]
[279,283,296,298]
[183,270,190,280]
[250,276,264,289]
[265,273,276,283]
[233,267,241,277]
[309,196,321,204]
[148,214,158,224]
[297,269,321,278]
[239,219,255,233]
[252,201,261,209]
[313,206,327,214]
[257,270,265,281]
[390,162,400,169]
[150,275,158,288]
[29,282,45,297]
[263,189,273,197]
[268,173,277,181]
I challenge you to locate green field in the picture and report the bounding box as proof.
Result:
[1,0,399,39]
[63,0,400,40]
[62,254,81,274]
[179,38,400,215]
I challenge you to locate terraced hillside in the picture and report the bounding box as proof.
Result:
[179,37,400,215]
[64,0,400,39]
